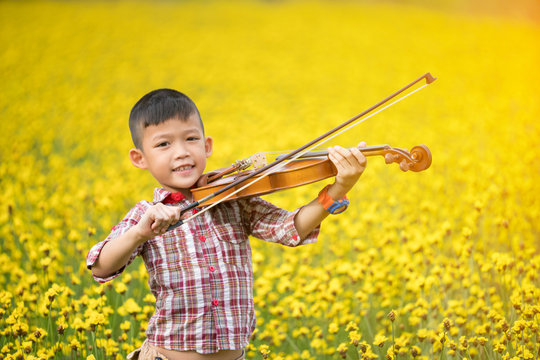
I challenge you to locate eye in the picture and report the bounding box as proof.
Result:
[156,141,169,148]
[187,136,200,142]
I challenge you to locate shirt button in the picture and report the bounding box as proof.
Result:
[212,299,219,306]
[193,208,199,214]
[292,234,298,241]
[199,235,205,242]
[209,265,215,272]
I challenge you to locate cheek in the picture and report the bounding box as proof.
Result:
[150,154,169,168]
[199,157,207,168]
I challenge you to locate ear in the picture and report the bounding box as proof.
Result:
[129,148,147,169]
[204,136,213,158]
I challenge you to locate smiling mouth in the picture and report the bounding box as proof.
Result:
[173,165,194,172]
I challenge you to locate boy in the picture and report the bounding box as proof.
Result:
[86,89,366,360]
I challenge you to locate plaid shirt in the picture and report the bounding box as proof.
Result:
[86,188,319,354]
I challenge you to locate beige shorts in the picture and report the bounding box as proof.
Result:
[127,340,245,360]
[127,340,168,360]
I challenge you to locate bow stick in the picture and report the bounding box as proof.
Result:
[168,72,436,230]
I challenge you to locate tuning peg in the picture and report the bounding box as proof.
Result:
[399,159,410,172]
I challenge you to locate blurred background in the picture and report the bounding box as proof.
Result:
[1,0,539,359]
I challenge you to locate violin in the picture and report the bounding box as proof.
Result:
[168,72,436,230]
[192,144,431,206]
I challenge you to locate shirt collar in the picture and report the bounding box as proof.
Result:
[153,188,188,204]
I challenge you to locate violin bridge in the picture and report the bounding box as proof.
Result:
[250,152,267,169]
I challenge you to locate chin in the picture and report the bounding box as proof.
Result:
[167,180,197,192]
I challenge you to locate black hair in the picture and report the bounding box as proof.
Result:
[129,89,203,149]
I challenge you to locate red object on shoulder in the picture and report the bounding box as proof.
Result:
[162,192,186,204]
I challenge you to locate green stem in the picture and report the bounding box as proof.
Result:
[483,345,491,359]
[392,321,395,359]
[439,331,446,360]
[91,330,97,355]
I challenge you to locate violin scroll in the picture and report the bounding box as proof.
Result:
[383,144,432,172]
[409,145,432,171]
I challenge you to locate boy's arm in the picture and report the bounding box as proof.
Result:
[91,203,181,279]
[294,144,367,240]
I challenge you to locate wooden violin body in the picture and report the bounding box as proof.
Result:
[191,144,431,205]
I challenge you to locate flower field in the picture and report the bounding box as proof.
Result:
[1,1,539,359]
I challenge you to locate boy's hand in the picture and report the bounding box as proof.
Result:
[90,203,181,279]
[327,142,367,198]
[134,204,181,242]
[293,142,367,240]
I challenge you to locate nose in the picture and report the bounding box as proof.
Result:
[173,142,189,159]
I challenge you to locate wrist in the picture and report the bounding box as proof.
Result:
[318,184,349,215]
[326,182,349,200]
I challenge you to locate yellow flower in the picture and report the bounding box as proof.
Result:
[494,342,506,353]
[120,320,131,332]
[345,321,358,331]
[476,336,488,346]
[71,274,81,285]
[410,345,421,357]
[114,282,128,295]
[70,339,81,350]
[328,322,339,334]
[258,344,270,359]
[386,346,396,359]
[86,310,106,330]
[373,334,388,347]
[72,317,87,332]
[40,257,52,269]
[337,342,348,359]
[442,318,452,331]
[349,330,361,346]
[120,298,142,316]
[417,329,430,342]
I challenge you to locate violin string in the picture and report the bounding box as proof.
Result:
[179,83,429,225]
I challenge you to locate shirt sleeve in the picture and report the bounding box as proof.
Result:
[242,196,319,247]
[86,201,149,283]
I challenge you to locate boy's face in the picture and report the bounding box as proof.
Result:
[129,115,212,196]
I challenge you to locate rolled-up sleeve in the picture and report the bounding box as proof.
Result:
[86,201,149,283]
[243,197,319,246]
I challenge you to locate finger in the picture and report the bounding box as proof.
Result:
[356,142,367,166]
[171,207,182,223]
[333,145,363,169]
[328,147,348,171]
[163,207,181,231]
[350,147,367,167]
[330,145,349,157]
[151,206,174,233]
[159,207,182,233]
[167,205,182,222]
[328,146,351,163]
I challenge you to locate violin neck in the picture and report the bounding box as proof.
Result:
[276,145,392,160]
